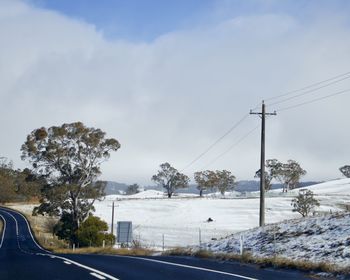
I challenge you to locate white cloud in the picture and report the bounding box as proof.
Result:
[1,0,350,185]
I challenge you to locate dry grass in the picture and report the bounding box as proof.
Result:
[4,204,154,256]
[54,246,154,256]
[163,248,348,275]
[0,218,3,235]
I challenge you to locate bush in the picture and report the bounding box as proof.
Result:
[76,215,115,247]
[54,212,76,244]
[291,190,320,217]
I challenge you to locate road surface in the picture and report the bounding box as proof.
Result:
[0,207,314,279]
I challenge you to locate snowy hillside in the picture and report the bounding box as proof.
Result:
[206,212,350,267]
[202,179,350,267]
[303,178,350,195]
[91,178,350,249]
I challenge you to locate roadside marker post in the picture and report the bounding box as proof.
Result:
[240,234,244,255]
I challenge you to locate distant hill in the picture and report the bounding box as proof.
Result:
[103,180,321,195]
[235,180,322,192]
[103,181,129,195]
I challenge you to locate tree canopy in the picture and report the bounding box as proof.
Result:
[266,159,306,192]
[214,170,236,195]
[339,165,350,178]
[21,122,120,243]
[152,162,189,198]
[194,170,216,197]
[0,157,42,203]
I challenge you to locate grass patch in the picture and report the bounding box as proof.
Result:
[5,204,154,256]
[53,246,154,256]
[163,248,348,276]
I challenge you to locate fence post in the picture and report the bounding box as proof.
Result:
[73,243,75,252]
[103,240,105,248]
[162,234,165,252]
[240,234,244,255]
[199,228,202,249]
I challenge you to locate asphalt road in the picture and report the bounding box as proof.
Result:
[0,207,314,280]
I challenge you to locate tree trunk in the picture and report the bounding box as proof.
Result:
[199,189,203,197]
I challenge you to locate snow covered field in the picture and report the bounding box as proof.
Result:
[93,178,350,249]
[10,178,350,261]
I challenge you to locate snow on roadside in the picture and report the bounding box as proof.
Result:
[206,212,350,267]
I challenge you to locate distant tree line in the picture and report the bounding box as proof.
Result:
[151,158,308,198]
[0,157,42,203]
[151,162,236,198]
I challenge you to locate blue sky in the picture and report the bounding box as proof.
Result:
[28,0,350,42]
[29,0,216,41]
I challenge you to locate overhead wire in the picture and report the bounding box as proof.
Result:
[200,124,260,170]
[180,113,249,172]
[264,70,350,103]
[276,88,350,112]
[267,75,350,107]
[180,70,350,173]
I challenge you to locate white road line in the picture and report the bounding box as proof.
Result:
[113,255,258,280]
[1,207,51,253]
[1,208,120,280]
[64,261,72,265]
[0,214,6,249]
[90,272,107,279]
[37,253,120,280]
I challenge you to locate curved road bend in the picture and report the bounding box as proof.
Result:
[0,207,313,280]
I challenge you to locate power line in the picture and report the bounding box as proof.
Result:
[265,70,350,103]
[180,113,249,172]
[267,75,350,107]
[276,88,350,112]
[181,71,350,174]
[200,124,259,170]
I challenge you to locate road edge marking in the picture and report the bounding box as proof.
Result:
[0,207,51,253]
[37,253,120,280]
[90,272,107,279]
[0,214,6,249]
[111,255,259,280]
[1,208,120,280]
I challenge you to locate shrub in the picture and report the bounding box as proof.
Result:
[76,215,115,247]
[291,189,320,217]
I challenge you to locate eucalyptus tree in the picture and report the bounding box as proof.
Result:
[266,159,306,192]
[214,170,236,195]
[152,162,189,198]
[194,170,216,197]
[21,122,120,242]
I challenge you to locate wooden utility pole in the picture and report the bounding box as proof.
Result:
[108,201,118,235]
[250,101,276,227]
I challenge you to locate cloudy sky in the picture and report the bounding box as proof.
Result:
[1,0,350,185]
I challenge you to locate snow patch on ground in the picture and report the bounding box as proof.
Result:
[206,212,350,267]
